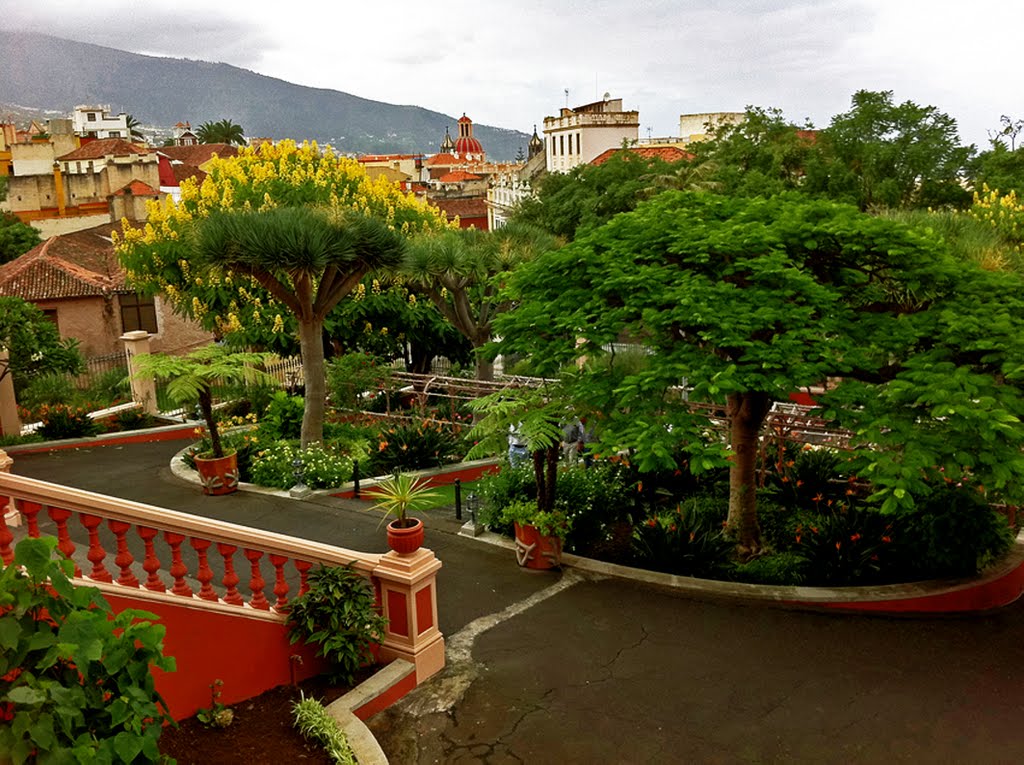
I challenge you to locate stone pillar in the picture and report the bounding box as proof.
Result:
[0,448,19,530]
[121,331,158,415]
[373,548,446,684]
[0,350,21,438]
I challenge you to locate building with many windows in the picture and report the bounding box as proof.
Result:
[71,106,131,140]
[543,95,639,173]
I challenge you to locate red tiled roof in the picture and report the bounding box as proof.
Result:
[438,170,483,183]
[357,154,422,162]
[426,152,458,167]
[0,223,128,300]
[57,139,150,161]
[172,165,206,185]
[590,145,693,166]
[159,144,238,166]
[111,180,160,197]
[430,197,488,220]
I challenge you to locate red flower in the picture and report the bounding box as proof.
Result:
[646,518,657,528]
[849,533,862,543]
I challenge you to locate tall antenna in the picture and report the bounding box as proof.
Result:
[564,88,569,108]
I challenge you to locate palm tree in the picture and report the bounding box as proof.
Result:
[125,114,146,143]
[403,221,558,380]
[197,119,246,146]
[639,158,722,198]
[191,206,405,447]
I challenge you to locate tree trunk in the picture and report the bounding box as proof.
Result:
[475,353,494,382]
[298,318,326,448]
[725,391,772,555]
[532,445,560,514]
[198,387,222,458]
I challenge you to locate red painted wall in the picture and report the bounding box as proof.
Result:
[104,593,328,721]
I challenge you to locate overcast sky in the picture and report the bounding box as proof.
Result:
[2,0,1019,149]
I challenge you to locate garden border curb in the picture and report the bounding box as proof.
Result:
[467,529,1024,615]
[5,421,201,455]
[324,659,417,764]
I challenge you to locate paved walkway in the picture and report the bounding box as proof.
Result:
[10,441,1024,764]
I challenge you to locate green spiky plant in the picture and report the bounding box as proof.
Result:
[364,471,439,528]
[131,345,275,458]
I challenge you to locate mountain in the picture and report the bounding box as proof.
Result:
[0,29,530,160]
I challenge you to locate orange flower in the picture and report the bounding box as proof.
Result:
[849,533,862,542]
[378,441,388,451]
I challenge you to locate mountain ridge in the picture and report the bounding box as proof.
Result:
[0,29,529,160]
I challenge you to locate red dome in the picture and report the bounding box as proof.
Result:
[454,136,483,155]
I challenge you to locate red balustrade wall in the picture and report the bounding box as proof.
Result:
[104,592,329,721]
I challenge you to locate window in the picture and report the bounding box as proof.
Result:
[87,112,97,122]
[120,293,158,333]
[560,135,565,156]
[577,133,582,155]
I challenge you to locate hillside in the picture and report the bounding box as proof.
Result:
[0,29,529,160]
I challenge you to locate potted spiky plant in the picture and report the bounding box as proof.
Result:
[132,345,275,495]
[364,471,439,554]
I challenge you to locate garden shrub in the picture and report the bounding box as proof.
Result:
[555,462,635,557]
[113,407,156,432]
[18,372,77,412]
[476,464,536,533]
[327,352,392,411]
[631,496,734,578]
[893,486,1015,579]
[762,445,854,510]
[258,391,305,441]
[286,564,386,685]
[785,503,898,585]
[84,368,131,408]
[251,441,355,490]
[35,403,101,439]
[365,417,464,475]
[732,551,810,586]
[0,537,174,762]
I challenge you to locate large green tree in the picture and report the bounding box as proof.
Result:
[0,297,83,389]
[966,142,1024,197]
[403,221,558,380]
[189,206,405,447]
[513,150,678,240]
[197,119,245,146]
[117,141,446,445]
[808,89,974,210]
[687,106,818,199]
[493,191,1024,553]
[0,213,41,265]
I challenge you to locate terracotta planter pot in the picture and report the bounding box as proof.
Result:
[387,517,424,554]
[513,521,563,570]
[194,451,239,496]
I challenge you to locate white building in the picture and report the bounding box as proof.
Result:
[543,95,639,173]
[678,112,745,144]
[71,105,130,140]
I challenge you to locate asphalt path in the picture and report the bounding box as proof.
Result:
[10,441,1024,764]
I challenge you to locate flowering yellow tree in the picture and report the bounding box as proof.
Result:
[117,140,447,445]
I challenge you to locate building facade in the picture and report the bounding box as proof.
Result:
[71,106,130,140]
[543,95,639,173]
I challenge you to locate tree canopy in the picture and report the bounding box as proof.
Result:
[0,297,83,390]
[116,140,446,445]
[197,119,246,146]
[492,191,1024,552]
[807,90,973,210]
[0,213,41,265]
[403,221,559,379]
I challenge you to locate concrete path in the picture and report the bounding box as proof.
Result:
[10,441,1024,764]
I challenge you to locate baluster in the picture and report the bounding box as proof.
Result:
[47,507,81,576]
[107,521,139,587]
[78,514,112,582]
[243,549,269,610]
[269,554,290,612]
[190,538,218,601]
[163,532,193,597]
[217,543,244,605]
[20,500,42,538]
[0,503,12,566]
[136,527,166,592]
[295,559,313,596]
